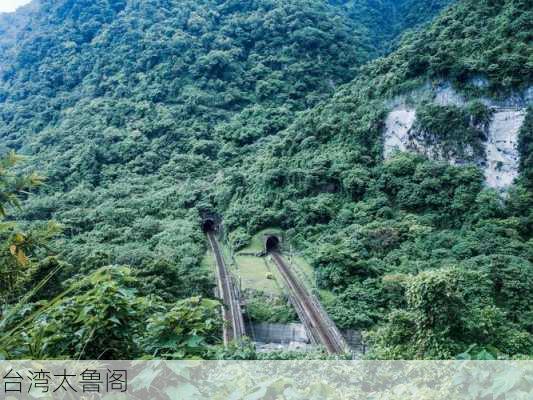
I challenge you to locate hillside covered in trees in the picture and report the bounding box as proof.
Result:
[1,0,532,360]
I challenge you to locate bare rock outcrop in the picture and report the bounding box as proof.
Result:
[383,83,530,190]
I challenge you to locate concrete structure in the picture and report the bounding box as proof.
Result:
[247,322,310,345]
[246,322,366,355]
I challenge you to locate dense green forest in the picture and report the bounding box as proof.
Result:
[0,0,532,360]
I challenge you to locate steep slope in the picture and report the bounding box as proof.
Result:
[0,0,450,278]
[0,1,39,64]
[0,0,373,272]
[332,0,456,53]
[223,0,532,230]
[0,0,391,360]
[219,0,533,358]
[1,0,530,360]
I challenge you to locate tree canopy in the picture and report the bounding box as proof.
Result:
[0,0,531,360]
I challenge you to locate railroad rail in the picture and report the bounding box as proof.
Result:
[207,230,246,345]
[270,251,348,354]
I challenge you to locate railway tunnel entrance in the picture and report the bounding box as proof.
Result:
[202,219,216,233]
[265,235,280,252]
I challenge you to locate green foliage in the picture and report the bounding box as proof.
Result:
[2,267,147,359]
[0,0,531,360]
[210,337,258,360]
[323,280,385,330]
[0,152,60,304]
[367,268,533,359]
[463,255,533,332]
[2,267,223,360]
[0,221,61,303]
[518,107,533,188]
[244,290,297,324]
[135,258,214,302]
[412,102,489,160]
[141,297,222,359]
[0,0,396,310]
[229,228,251,252]
[357,0,533,95]
[23,257,71,302]
[335,0,456,54]
[0,152,43,215]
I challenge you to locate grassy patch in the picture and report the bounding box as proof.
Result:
[200,251,217,275]
[290,255,316,288]
[234,255,281,296]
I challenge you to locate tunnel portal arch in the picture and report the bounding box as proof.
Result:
[265,235,281,253]
[202,218,216,233]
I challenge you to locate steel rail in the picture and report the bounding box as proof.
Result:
[207,231,245,344]
[270,251,346,354]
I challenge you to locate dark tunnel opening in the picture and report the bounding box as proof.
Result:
[202,219,216,233]
[266,236,280,252]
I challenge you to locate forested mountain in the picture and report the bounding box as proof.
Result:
[332,0,455,53]
[0,0,531,360]
[226,0,532,359]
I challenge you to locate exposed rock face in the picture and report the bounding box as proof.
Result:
[484,110,525,188]
[434,83,466,107]
[383,83,530,190]
[383,107,416,158]
[383,104,477,166]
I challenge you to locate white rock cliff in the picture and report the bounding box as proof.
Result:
[383,84,530,190]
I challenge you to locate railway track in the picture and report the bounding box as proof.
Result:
[270,251,347,354]
[207,230,245,345]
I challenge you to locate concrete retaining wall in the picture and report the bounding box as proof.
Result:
[247,322,309,344]
[247,322,366,354]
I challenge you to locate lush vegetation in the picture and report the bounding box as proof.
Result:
[333,0,455,54]
[410,101,491,161]
[0,0,531,360]
[244,290,298,324]
[217,0,533,359]
[518,108,533,189]
[0,155,222,359]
